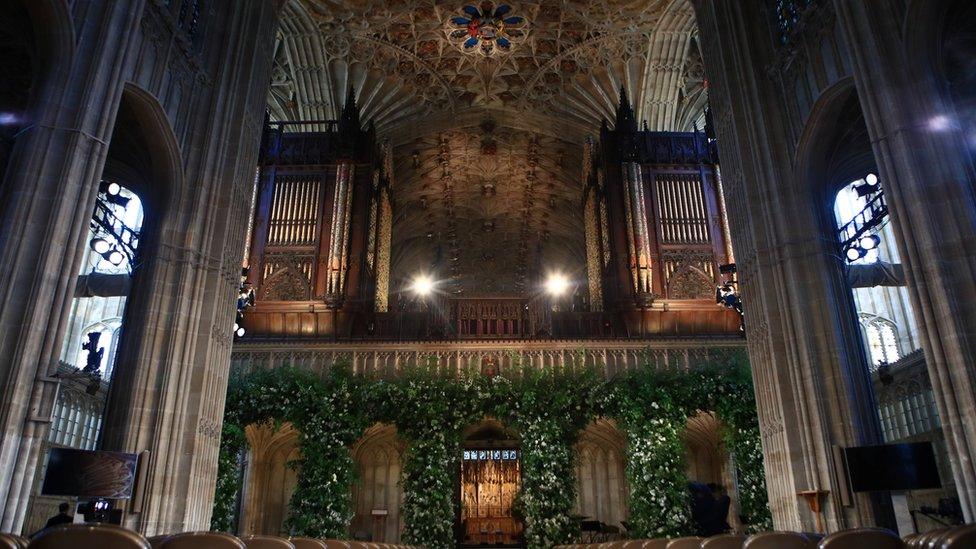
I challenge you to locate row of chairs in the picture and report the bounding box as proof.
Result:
[2,525,424,549]
[555,524,976,549]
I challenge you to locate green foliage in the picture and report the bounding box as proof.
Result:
[212,349,772,546]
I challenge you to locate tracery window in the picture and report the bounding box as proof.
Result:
[861,316,900,367]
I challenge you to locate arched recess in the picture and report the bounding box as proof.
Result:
[0,0,73,187]
[241,422,301,536]
[98,82,185,447]
[351,423,403,543]
[574,419,628,532]
[683,411,741,533]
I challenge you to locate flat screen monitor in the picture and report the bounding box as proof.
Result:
[41,448,139,499]
[844,442,941,493]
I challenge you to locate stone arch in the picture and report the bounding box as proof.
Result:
[574,419,628,532]
[794,77,877,207]
[683,411,741,533]
[241,422,301,536]
[351,423,403,543]
[98,83,186,447]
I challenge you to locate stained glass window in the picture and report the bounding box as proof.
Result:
[772,0,815,45]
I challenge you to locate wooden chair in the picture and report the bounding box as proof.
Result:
[938,524,976,548]
[147,535,170,549]
[157,531,246,549]
[0,534,19,549]
[702,534,747,549]
[28,524,151,549]
[666,537,703,549]
[242,535,295,549]
[621,541,646,549]
[744,531,813,549]
[3,535,27,549]
[322,541,351,549]
[817,528,902,549]
[642,539,670,549]
[288,539,326,549]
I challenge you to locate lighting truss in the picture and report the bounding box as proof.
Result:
[838,190,888,262]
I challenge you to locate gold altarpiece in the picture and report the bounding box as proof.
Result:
[460,449,522,545]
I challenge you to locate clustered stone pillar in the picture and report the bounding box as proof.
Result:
[0,0,146,532]
[832,0,976,521]
[692,0,890,533]
[0,0,284,536]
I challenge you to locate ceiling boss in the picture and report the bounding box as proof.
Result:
[446,2,528,56]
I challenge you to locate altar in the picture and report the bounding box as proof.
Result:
[460,448,523,546]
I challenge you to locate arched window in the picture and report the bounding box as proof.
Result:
[50,180,144,451]
[860,315,901,367]
[833,175,920,369]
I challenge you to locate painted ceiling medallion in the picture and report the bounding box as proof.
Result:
[446,2,527,56]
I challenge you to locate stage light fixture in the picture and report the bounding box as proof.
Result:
[236,327,245,337]
[846,246,865,262]
[859,234,880,250]
[411,274,435,296]
[107,250,125,266]
[545,273,570,296]
[865,173,878,185]
[90,238,110,254]
[106,182,121,196]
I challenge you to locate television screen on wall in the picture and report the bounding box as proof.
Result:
[41,448,139,499]
[844,442,941,492]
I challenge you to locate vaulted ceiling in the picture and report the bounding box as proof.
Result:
[270,0,707,296]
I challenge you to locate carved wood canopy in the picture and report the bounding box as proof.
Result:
[270,0,708,298]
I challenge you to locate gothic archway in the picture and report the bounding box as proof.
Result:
[351,424,403,543]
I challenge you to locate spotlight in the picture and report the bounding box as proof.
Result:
[233,322,240,332]
[865,173,878,185]
[107,250,125,265]
[107,182,121,196]
[90,238,110,254]
[545,273,570,296]
[236,327,245,337]
[846,246,865,262]
[411,274,434,296]
[859,234,880,250]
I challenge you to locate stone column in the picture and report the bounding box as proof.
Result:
[833,0,976,520]
[692,0,890,532]
[0,0,146,532]
[98,1,282,535]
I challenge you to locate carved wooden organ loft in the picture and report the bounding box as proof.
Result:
[241,91,739,340]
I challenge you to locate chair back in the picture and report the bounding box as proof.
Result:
[702,534,747,549]
[321,541,351,549]
[2,535,27,549]
[666,537,703,549]
[290,539,327,549]
[158,531,245,549]
[621,541,646,549]
[147,535,170,549]
[28,524,150,549]
[939,524,976,548]
[744,531,813,549]
[242,535,295,549]
[817,528,902,549]
[0,534,19,549]
[642,539,670,549]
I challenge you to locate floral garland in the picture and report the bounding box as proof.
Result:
[212,350,771,546]
[211,365,369,538]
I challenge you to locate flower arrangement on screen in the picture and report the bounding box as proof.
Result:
[212,349,772,548]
